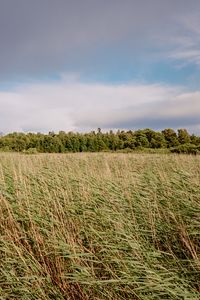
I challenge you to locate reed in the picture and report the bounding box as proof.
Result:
[0,153,200,299]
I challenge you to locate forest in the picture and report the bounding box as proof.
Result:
[0,128,200,154]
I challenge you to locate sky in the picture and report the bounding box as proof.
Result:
[0,0,200,134]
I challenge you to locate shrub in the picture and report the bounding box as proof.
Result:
[170,143,199,154]
[23,147,38,154]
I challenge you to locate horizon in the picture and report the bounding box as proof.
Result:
[1,127,199,137]
[0,0,200,133]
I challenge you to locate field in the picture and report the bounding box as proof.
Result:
[0,153,200,299]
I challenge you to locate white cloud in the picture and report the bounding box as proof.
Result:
[0,76,200,134]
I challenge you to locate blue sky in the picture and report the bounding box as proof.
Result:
[0,0,200,133]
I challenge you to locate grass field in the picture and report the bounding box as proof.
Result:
[0,153,200,299]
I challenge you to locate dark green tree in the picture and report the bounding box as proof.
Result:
[177,129,191,144]
[162,129,179,148]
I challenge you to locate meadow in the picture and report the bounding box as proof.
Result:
[0,153,200,299]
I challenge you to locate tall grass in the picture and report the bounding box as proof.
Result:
[0,153,200,299]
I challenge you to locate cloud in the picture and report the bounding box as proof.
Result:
[0,76,200,134]
[0,1,200,134]
[167,12,200,67]
[0,0,200,81]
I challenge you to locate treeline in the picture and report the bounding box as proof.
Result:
[0,128,200,154]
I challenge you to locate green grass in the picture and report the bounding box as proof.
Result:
[0,153,200,299]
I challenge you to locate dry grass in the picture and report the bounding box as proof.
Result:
[0,152,200,299]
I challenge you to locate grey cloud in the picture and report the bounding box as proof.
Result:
[74,91,200,132]
[108,115,200,131]
[0,0,200,80]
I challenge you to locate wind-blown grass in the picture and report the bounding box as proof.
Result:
[0,153,200,299]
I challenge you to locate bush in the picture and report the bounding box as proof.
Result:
[0,146,11,152]
[23,147,38,154]
[170,143,199,154]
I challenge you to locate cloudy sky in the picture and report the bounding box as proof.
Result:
[0,0,200,133]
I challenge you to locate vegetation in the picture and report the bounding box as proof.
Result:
[0,128,200,154]
[0,153,200,299]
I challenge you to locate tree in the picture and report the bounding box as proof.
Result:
[162,129,179,148]
[143,129,166,148]
[0,128,199,153]
[190,134,200,146]
[41,136,64,153]
[177,129,190,144]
